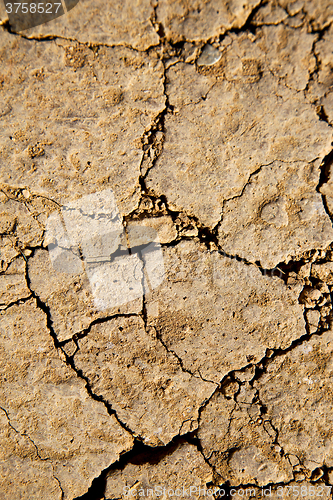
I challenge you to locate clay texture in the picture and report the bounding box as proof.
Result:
[1,0,333,498]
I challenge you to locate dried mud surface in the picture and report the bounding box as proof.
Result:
[1,0,333,498]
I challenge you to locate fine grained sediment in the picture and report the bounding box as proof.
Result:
[1,0,333,498]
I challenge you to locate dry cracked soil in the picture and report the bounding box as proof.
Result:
[1,0,333,499]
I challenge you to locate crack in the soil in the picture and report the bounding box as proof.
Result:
[23,252,138,444]
[62,312,142,354]
[304,22,333,121]
[0,405,50,462]
[5,174,332,291]
[52,473,65,500]
[152,321,218,384]
[72,431,216,500]
[249,323,330,387]
[0,293,32,311]
[2,6,333,499]
[137,244,219,384]
[317,148,333,223]
[0,19,159,53]
[193,296,332,465]
[3,408,67,500]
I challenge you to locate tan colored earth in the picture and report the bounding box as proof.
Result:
[1,0,333,498]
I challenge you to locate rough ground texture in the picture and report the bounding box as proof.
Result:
[1,0,333,498]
